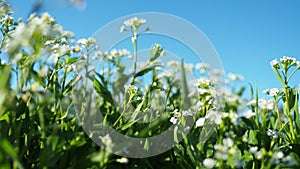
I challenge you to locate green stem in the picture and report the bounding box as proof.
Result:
[284,87,296,141]
[113,95,133,127]
[131,30,137,84]
[287,68,299,83]
[272,68,286,87]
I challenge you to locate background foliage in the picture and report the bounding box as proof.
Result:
[0,1,300,168]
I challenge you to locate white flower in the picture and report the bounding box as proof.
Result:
[78,38,88,46]
[123,17,146,28]
[1,60,6,65]
[194,78,211,88]
[120,49,130,56]
[184,63,194,72]
[263,89,269,95]
[239,110,256,119]
[30,82,44,92]
[247,99,256,106]
[258,98,275,110]
[62,31,74,38]
[249,146,258,154]
[170,117,178,124]
[264,88,280,96]
[124,84,138,96]
[182,110,194,116]
[203,158,215,169]
[99,134,112,146]
[110,49,117,56]
[38,66,49,77]
[195,63,210,70]
[120,25,126,32]
[269,88,280,96]
[206,110,222,125]
[198,88,208,95]
[223,138,234,147]
[227,73,244,81]
[116,157,129,164]
[267,129,278,139]
[280,56,297,66]
[270,59,279,68]
[196,118,205,127]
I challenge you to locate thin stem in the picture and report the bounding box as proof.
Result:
[131,33,137,84]
[287,68,299,83]
[283,87,296,141]
[272,68,286,87]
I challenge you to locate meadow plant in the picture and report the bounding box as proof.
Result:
[0,1,299,168]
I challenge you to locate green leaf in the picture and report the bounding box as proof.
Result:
[180,59,190,109]
[248,130,258,145]
[0,139,24,169]
[134,65,159,78]
[174,125,179,143]
[241,117,255,130]
[93,76,114,105]
[0,65,11,114]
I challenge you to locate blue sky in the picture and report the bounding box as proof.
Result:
[8,0,300,97]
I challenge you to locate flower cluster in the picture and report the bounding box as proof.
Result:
[270,56,300,69]
[263,88,280,97]
[120,17,147,32]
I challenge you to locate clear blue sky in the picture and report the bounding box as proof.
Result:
[7,0,300,97]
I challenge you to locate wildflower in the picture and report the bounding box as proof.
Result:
[182,110,194,116]
[203,158,215,169]
[198,88,208,95]
[280,56,297,66]
[124,84,138,96]
[92,51,102,60]
[166,60,180,67]
[30,82,44,92]
[38,66,49,77]
[223,138,234,147]
[270,151,284,165]
[270,59,280,69]
[169,116,178,124]
[195,118,205,127]
[214,143,229,160]
[269,88,280,96]
[194,78,211,88]
[258,98,275,110]
[247,99,256,106]
[123,17,146,29]
[78,38,88,46]
[110,49,118,56]
[206,110,222,125]
[99,134,112,146]
[72,46,81,53]
[195,63,210,70]
[62,31,75,38]
[120,25,126,32]
[249,146,258,154]
[239,110,256,119]
[116,157,129,164]
[120,49,130,56]
[256,148,265,160]
[1,60,6,65]
[172,109,181,118]
[267,129,278,139]
[227,73,244,81]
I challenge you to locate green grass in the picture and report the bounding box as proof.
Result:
[0,1,300,168]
